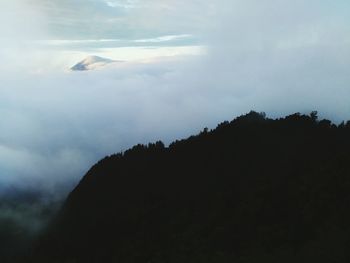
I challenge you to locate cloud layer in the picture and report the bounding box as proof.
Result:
[0,0,349,194]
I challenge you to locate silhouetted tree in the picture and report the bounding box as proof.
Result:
[310,111,318,122]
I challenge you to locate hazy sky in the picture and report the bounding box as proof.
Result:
[0,0,350,194]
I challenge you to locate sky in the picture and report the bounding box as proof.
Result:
[0,0,350,194]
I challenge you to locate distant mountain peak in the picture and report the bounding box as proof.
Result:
[70,55,119,71]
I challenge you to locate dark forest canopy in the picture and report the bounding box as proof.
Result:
[15,111,350,262]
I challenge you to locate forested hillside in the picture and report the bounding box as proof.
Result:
[31,111,350,262]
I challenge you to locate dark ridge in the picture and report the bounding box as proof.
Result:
[30,111,350,262]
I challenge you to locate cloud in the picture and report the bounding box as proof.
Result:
[34,34,197,52]
[133,34,193,43]
[0,0,349,195]
[0,57,209,192]
[25,0,215,39]
[104,0,139,9]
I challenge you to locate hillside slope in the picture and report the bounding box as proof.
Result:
[33,111,350,262]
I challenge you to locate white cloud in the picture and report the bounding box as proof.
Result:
[105,0,139,9]
[134,34,193,43]
[0,0,350,195]
[37,39,121,46]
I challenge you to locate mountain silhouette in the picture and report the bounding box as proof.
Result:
[70,55,120,71]
[29,111,350,263]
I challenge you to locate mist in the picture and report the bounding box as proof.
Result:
[0,0,349,195]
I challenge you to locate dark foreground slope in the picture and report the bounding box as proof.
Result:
[34,112,350,262]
